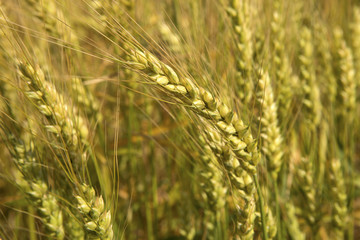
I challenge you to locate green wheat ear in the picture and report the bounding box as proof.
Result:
[256,69,283,181]
[75,184,114,240]
[123,40,261,239]
[270,0,295,126]
[17,62,89,168]
[295,157,319,235]
[333,27,357,123]
[351,6,360,88]
[226,0,254,107]
[328,158,348,239]
[2,128,65,239]
[298,26,321,128]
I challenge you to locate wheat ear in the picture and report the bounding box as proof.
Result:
[124,43,260,238]
[295,157,319,234]
[64,214,85,240]
[226,0,254,106]
[4,133,65,240]
[270,0,294,124]
[199,133,227,239]
[298,26,321,127]
[285,202,305,240]
[351,6,360,88]
[126,46,260,174]
[24,0,61,38]
[17,62,89,170]
[314,21,337,106]
[255,202,277,239]
[25,0,102,122]
[333,28,356,123]
[328,158,348,239]
[17,176,65,240]
[256,69,283,180]
[75,184,114,240]
[200,125,257,238]
[71,76,102,122]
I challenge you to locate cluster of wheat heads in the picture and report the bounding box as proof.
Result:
[0,0,360,239]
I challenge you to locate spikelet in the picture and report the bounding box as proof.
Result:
[71,77,102,122]
[64,215,85,240]
[159,22,182,54]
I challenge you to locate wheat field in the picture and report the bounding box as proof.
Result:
[0,0,359,239]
